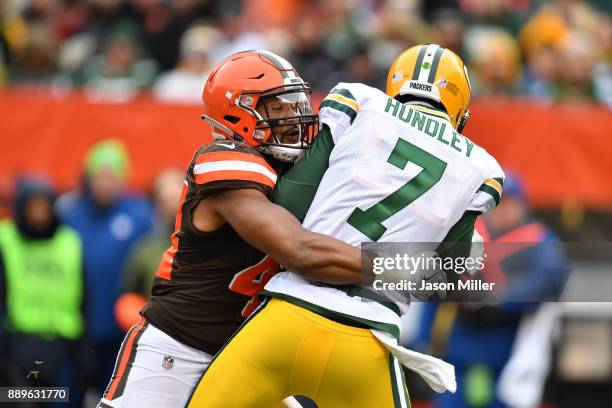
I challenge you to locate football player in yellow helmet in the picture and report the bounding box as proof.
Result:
[387,44,472,132]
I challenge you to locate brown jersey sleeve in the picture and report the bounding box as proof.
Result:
[187,141,277,199]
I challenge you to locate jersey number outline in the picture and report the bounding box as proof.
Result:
[347,138,447,241]
[228,255,280,317]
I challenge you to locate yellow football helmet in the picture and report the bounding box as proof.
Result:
[386,44,472,132]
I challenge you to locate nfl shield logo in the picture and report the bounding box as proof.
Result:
[162,356,174,370]
[392,72,403,82]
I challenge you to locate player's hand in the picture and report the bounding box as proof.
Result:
[467,229,485,275]
[409,250,447,301]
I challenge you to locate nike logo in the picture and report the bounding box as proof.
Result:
[218,142,235,149]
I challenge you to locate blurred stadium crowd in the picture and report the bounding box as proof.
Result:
[0,0,610,106]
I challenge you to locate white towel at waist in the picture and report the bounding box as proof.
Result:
[371,329,457,394]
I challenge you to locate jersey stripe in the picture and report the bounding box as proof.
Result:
[195,169,276,189]
[484,177,503,195]
[194,160,277,186]
[330,87,357,102]
[320,99,358,124]
[196,151,274,172]
[111,321,148,399]
[157,246,176,280]
[324,93,360,112]
[155,180,188,280]
[390,356,410,408]
[478,184,501,206]
[105,319,147,400]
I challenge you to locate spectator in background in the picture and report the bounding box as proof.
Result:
[318,44,385,92]
[86,0,132,42]
[317,0,363,65]
[414,172,569,408]
[518,1,568,59]
[135,0,220,74]
[115,167,184,332]
[153,24,220,104]
[464,27,522,96]
[9,22,57,85]
[290,11,336,91]
[518,2,568,103]
[556,31,600,103]
[0,39,7,85]
[241,0,301,32]
[57,139,153,398]
[431,8,467,61]
[82,22,157,102]
[368,0,430,76]
[0,176,84,397]
[212,14,269,62]
[461,0,522,35]
[0,1,12,86]
[521,45,560,103]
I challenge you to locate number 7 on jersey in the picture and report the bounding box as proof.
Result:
[347,138,447,241]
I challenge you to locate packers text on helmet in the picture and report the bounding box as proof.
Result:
[386,44,472,132]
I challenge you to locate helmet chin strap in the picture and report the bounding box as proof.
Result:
[259,144,305,162]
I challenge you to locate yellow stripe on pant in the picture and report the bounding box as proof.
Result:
[187,298,410,408]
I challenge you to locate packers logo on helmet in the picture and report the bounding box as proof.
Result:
[386,44,472,132]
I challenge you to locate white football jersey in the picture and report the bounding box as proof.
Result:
[265,82,504,338]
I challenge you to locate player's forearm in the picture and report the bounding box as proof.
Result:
[286,232,364,285]
[213,189,366,285]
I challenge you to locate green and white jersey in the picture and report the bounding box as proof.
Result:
[266,82,504,339]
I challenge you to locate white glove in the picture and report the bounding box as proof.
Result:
[409,250,447,301]
[467,229,485,276]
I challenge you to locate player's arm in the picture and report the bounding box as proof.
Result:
[438,161,505,256]
[433,167,505,299]
[202,188,364,285]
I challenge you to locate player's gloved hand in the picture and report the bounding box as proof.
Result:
[408,250,447,301]
[466,229,485,276]
[368,248,447,305]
